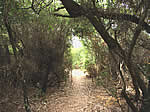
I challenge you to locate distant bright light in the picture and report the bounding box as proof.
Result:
[72,36,82,48]
[72,69,86,77]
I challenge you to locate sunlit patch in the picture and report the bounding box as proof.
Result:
[72,69,87,77]
[72,36,82,48]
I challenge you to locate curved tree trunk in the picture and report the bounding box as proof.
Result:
[59,0,149,111]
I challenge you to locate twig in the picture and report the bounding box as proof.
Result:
[54,7,65,11]
[53,13,74,18]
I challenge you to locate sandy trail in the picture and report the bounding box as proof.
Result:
[32,69,121,112]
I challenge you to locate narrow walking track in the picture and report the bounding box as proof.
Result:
[32,69,121,112]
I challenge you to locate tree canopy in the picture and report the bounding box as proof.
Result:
[0,0,150,112]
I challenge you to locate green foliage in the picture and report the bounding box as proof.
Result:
[71,47,84,69]
[71,45,95,69]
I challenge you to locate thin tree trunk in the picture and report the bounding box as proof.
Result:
[22,80,31,112]
[3,0,18,61]
[4,44,10,64]
[4,21,18,60]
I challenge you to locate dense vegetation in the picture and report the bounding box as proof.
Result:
[0,0,150,112]
[71,46,95,69]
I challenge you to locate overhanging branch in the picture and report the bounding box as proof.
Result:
[93,10,150,33]
[128,0,149,60]
[53,13,74,18]
[59,0,150,33]
[20,0,53,15]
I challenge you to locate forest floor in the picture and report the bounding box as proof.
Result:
[0,69,125,112]
[30,69,123,112]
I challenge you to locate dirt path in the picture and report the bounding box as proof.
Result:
[30,69,122,112]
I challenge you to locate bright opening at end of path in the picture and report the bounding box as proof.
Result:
[71,36,87,77]
[72,36,82,48]
[72,69,87,77]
